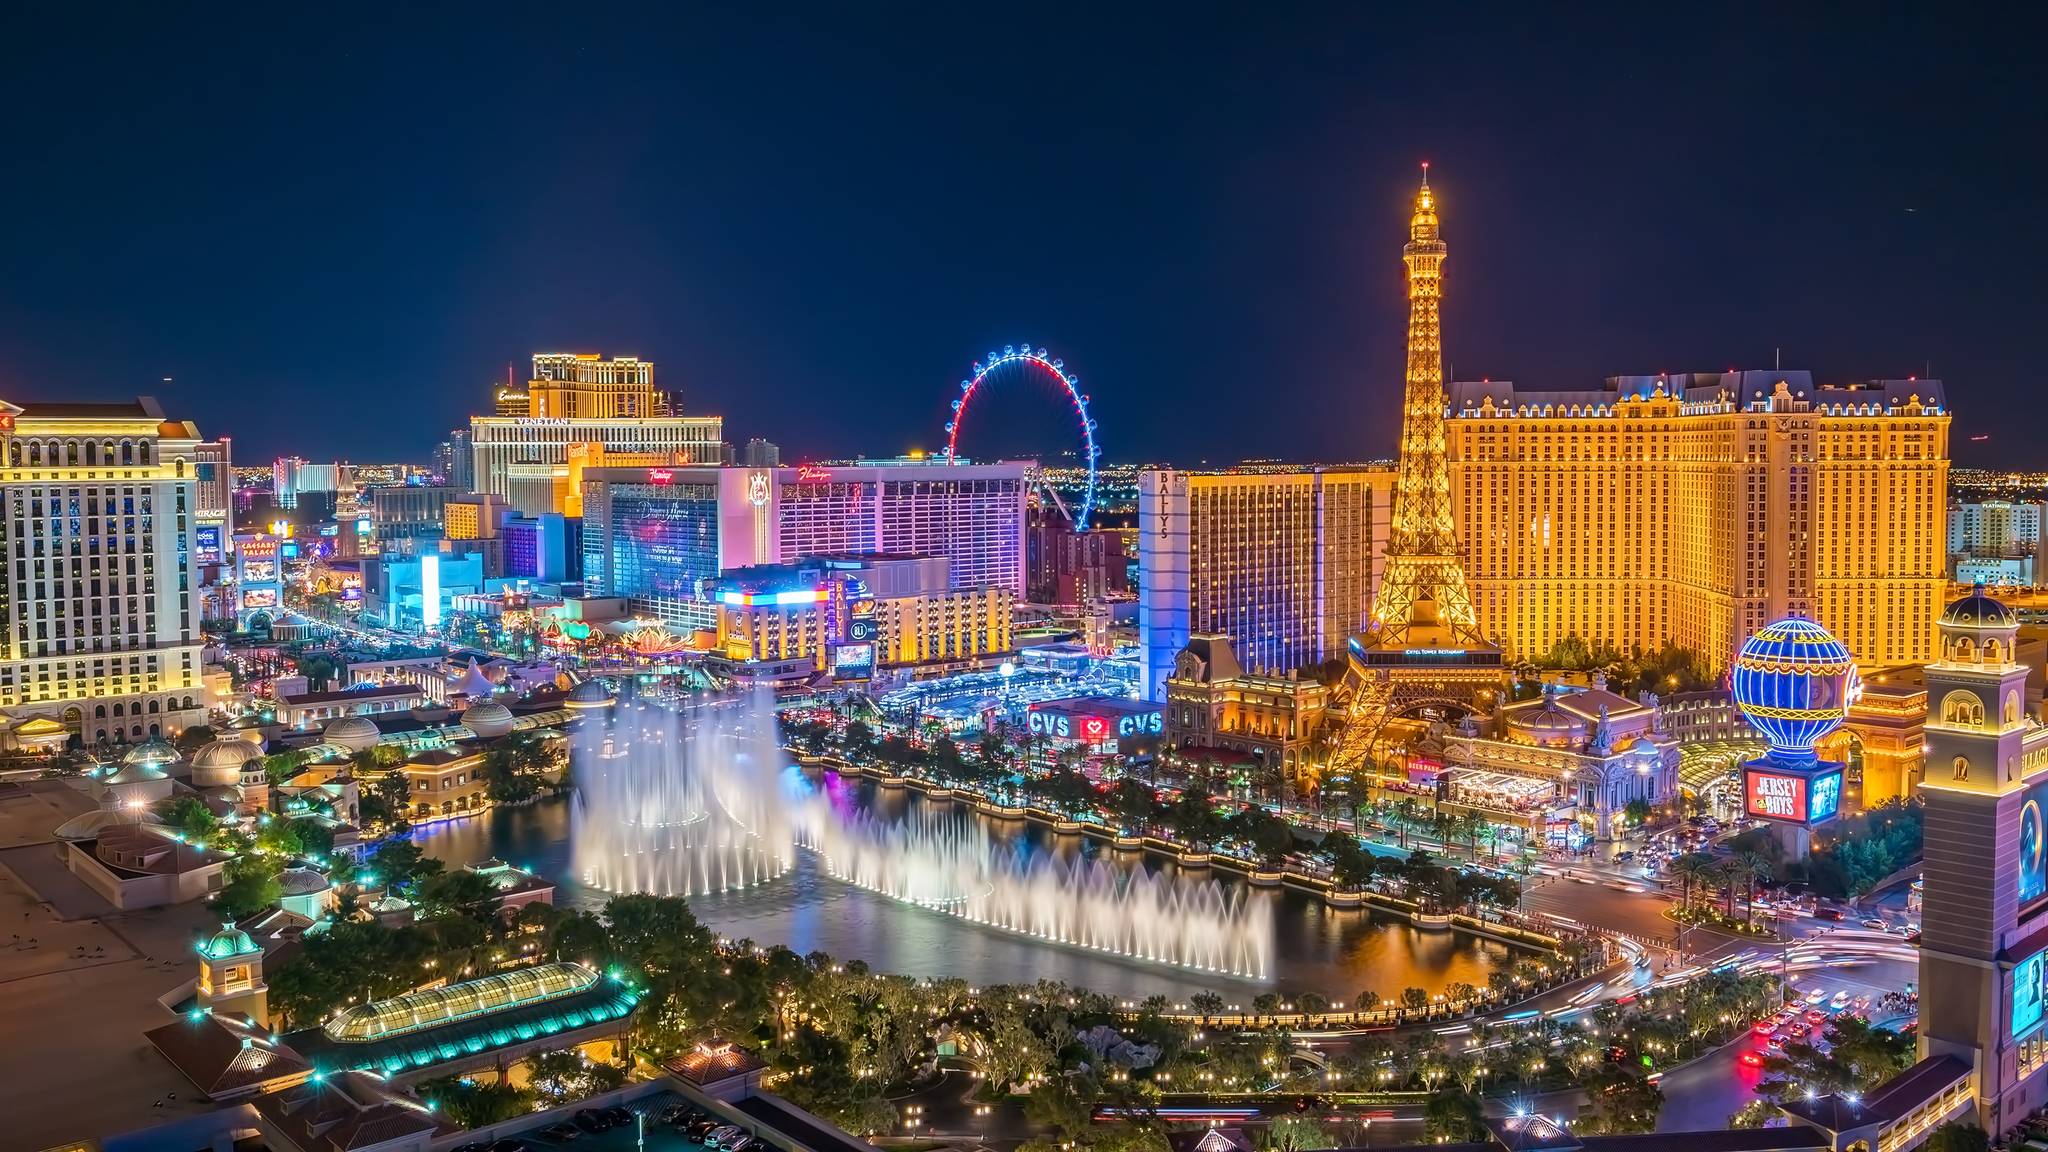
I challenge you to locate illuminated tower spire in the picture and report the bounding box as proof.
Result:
[1370,164,1482,647]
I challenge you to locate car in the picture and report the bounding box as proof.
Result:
[489,1142,529,1152]
[539,1124,581,1143]
[1767,1037,1785,1050]
[452,1144,489,1152]
[1739,1051,1765,1067]
[661,1104,693,1125]
[708,1126,742,1148]
[727,1138,755,1152]
[686,1119,720,1139]
[1861,917,1889,931]
[1814,907,1845,921]
[1788,1025,1809,1039]
[604,1108,634,1128]
[573,1110,609,1134]
[1752,1021,1775,1035]
[1805,1009,1826,1024]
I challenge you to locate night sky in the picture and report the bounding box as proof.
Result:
[4,6,2042,467]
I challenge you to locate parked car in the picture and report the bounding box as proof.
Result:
[603,1108,634,1128]
[727,1138,756,1152]
[686,1119,720,1139]
[490,1141,530,1152]
[573,1110,610,1134]
[539,1124,581,1143]
[707,1126,743,1148]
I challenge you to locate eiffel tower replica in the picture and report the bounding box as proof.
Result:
[1325,166,1504,780]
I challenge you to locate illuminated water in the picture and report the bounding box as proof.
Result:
[417,697,1516,1001]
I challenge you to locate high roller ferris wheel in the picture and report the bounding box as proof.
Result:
[943,343,1100,531]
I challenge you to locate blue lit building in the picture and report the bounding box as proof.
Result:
[581,476,721,629]
[504,512,583,583]
[1731,616,1855,856]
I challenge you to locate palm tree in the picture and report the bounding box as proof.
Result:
[1737,850,1774,929]
[1668,852,1715,913]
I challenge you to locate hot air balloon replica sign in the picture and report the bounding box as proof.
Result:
[1732,617,1857,854]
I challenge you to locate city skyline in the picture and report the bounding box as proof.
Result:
[4,7,2043,465]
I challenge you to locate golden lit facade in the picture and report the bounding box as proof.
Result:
[1163,634,1331,795]
[470,356,723,515]
[0,397,206,745]
[526,353,667,418]
[1446,374,1950,670]
[715,586,1011,671]
[1137,466,1392,701]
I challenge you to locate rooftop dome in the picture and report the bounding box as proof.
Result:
[1942,582,2017,629]
[276,868,332,897]
[101,758,172,786]
[123,737,179,765]
[198,921,258,960]
[191,738,263,787]
[53,794,163,841]
[565,678,614,708]
[193,738,263,771]
[460,700,516,739]
[321,716,382,753]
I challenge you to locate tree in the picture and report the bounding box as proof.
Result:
[1923,1122,1991,1152]
[843,719,875,759]
[1623,798,1653,828]
[525,1048,627,1105]
[1113,777,1159,832]
[1189,991,1226,1019]
[296,654,339,692]
[1756,1016,1915,1102]
[1260,1116,1331,1152]
[365,838,442,891]
[419,1076,534,1128]
[175,725,218,755]
[160,795,218,842]
[1422,1087,1485,1143]
[1322,831,1377,891]
[1400,987,1429,1011]
[1578,1065,1663,1134]
[214,856,281,918]
[415,869,501,923]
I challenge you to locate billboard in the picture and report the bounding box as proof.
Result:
[1744,766,1843,825]
[194,524,224,566]
[847,598,879,644]
[2017,951,2046,1038]
[2021,781,2048,909]
[242,559,278,583]
[242,588,278,610]
[833,642,874,680]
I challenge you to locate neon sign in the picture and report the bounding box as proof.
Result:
[647,468,674,485]
[796,465,832,482]
[1744,766,1843,825]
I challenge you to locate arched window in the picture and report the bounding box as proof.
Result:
[2007,690,2022,727]
[1956,636,1978,662]
[94,704,106,719]
[1953,756,1970,781]
[1941,691,1985,727]
[1988,639,2007,664]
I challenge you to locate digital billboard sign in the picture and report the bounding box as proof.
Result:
[242,559,278,583]
[2021,780,2048,909]
[241,589,278,610]
[1744,766,1843,825]
[2017,951,2046,1038]
[194,524,224,566]
[833,642,874,680]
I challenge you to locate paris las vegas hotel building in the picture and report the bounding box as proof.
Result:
[1444,370,1950,670]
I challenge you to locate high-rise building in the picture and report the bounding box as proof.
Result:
[1951,500,2046,558]
[271,458,351,510]
[1027,505,1128,608]
[1916,587,2048,1131]
[0,396,206,745]
[526,353,668,417]
[193,438,233,532]
[1445,371,1951,669]
[369,484,457,546]
[1137,466,1391,702]
[580,462,1027,629]
[432,429,474,490]
[743,439,781,468]
[469,353,723,514]
[502,513,581,583]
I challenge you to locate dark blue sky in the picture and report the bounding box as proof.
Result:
[3,6,2042,466]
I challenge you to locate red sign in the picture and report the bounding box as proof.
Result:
[647,468,674,485]
[240,538,279,559]
[0,412,14,431]
[797,465,832,482]
[1077,715,1112,744]
[1746,770,1809,823]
